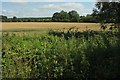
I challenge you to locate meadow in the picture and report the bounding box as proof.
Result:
[2,22,120,79]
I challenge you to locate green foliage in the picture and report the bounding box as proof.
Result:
[80,14,97,23]
[1,15,7,22]
[12,16,17,22]
[93,1,120,31]
[93,1,120,23]
[68,10,79,22]
[2,29,120,79]
[0,16,52,22]
[52,10,70,22]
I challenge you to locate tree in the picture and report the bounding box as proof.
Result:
[52,10,80,22]
[60,10,70,22]
[12,16,17,22]
[52,10,69,22]
[80,14,96,23]
[1,15,7,22]
[68,10,79,22]
[93,1,120,28]
[52,12,61,22]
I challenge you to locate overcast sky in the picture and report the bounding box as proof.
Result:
[1,0,96,18]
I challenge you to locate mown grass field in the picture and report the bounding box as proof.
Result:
[2,22,100,33]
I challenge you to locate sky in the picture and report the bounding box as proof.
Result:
[1,0,97,2]
[1,0,96,18]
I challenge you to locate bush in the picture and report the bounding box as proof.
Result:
[2,29,120,79]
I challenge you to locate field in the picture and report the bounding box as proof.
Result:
[2,22,120,79]
[2,22,100,32]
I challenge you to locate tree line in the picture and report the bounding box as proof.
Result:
[0,16,52,22]
[0,10,97,23]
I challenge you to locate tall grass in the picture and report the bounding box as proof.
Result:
[2,28,120,79]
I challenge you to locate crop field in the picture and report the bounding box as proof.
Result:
[2,22,100,32]
[2,22,120,79]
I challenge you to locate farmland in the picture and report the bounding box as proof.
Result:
[2,22,100,32]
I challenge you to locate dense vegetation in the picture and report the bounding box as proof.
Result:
[93,1,120,29]
[93,2,120,23]
[52,10,80,22]
[2,29,120,79]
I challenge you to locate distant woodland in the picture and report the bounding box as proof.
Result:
[1,10,97,23]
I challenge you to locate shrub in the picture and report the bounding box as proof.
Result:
[2,29,120,79]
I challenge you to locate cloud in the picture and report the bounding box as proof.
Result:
[1,0,96,2]
[2,2,94,17]
[42,3,93,16]
[0,10,2,15]
[43,3,84,10]
[2,9,19,17]
[2,0,28,3]
[32,0,96,2]
[46,0,65,2]
[11,0,28,2]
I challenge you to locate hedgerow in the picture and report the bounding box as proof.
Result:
[2,29,120,79]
